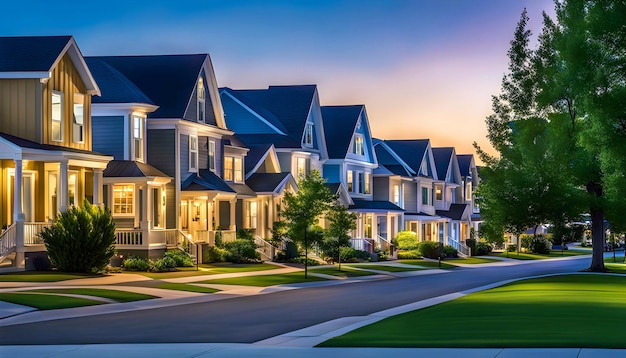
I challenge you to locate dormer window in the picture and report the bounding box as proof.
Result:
[224,156,243,183]
[303,123,313,147]
[465,181,472,201]
[435,184,443,201]
[189,135,198,172]
[51,91,63,142]
[133,116,144,162]
[353,135,364,156]
[73,94,84,143]
[197,77,205,123]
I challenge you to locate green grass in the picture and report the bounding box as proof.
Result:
[200,271,328,286]
[31,288,157,302]
[0,292,105,310]
[397,259,455,269]
[490,250,589,260]
[445,257,500,265]
[345,264,425,272]
[133,263,280,279]
[156,283,220,293]
[0,272,99,282]
[310,266,377,277]
[319,274,626,348]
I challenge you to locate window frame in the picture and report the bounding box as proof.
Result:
[51,91,64,142]
[303,123,313,147]
[347,170,353,192]
[133,116,144,162]
[353,135,364,156]
[393,184,401,206]
[189,135,198,172]
[197,77,206,123]
[72,93,84,143]
[421,186,429,205]
[435,184,443,201]
[296,157,307,178]
[208,139,216,171]
[465,181,472,201]
[112,184,135,216]
[364,172,371,194]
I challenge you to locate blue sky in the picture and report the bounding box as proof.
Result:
[1,0,554,157]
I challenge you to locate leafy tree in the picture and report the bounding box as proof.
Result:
[40,200,116,273]
[324,203,357,270]
[281,170,336,277]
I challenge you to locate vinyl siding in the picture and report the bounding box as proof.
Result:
[403,181,417,212]
[92,116,125,159]
[373,176,390,202]
[180,134,190,174]
[0,79,40,142]
[147,129,176,177]
[322,164,341,183]
[165,182,176,229]
[183,69,217,126]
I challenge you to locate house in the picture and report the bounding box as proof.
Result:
[0,36,113,270]
[321,105,402,254]
[457,154,482,235]
[87,54,242,262]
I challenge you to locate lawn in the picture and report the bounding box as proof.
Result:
[397,259,455,269]
[490,250,589,260]
[319,274,626,348]
[0,292,105,310]
[31,288,157,302]
[200,271,328,286]
[445,257,500,265]
[0,272,99,282]
[345,264,426,272]
[156,283,220,293]
[311,266,377,277]
[133,263,280,279]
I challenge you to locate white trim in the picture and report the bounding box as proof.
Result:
[220,90,286,135]
[147,118,233,136]
[91,102,159,113]
[0,72,51,79]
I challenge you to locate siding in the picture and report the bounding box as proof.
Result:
[180,134,190,174]
[198,136,208,170]
[322,164,341,183]
[0,79,40,142]
[403,181,417,212]
[147,129,176,177]
[373,177,389,201]
[165,182,176,229]
[92,116,125,159]
[183,69,217,126]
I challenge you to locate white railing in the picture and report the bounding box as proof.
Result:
[178,232,197,264]
[446,236,471,257]
[375,234,393,253]
[350,238,373,253]
[255,235,277,260]
[24,222,51,245]
[115,229,144,246]
[0,223,17,263]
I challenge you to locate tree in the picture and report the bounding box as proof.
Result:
[324,203,357,270]
[40,200,116,273]
[281,170,336,277]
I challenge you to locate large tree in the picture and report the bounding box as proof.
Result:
[281,170,336,277]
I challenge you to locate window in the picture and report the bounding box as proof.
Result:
[189,135,198,172]
[364,173,371,194]
[303,123,313,146]
[347,170,353,192]
[358,172,365,194]
[133,116,144,161]
[197,77,205,122]
[224,156,243,183]
[353,135,364,156]
[234,157,243,182]
[113,184,134,215]
[73,94,84,143]
[296,157,306,178]
[51,91,63,141]
[393,184,400,206]
[247,201,258,229]
[422,186,429,205]
[208,140,216,171]
[435,184,443,201]
[465,181,472,201]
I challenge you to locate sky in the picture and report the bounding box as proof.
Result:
[1,0,555,160]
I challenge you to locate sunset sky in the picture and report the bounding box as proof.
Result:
[1,0,555,158]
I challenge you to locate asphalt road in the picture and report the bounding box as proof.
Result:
[0,256,590,345]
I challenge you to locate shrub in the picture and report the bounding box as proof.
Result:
[224,239,261,263]
[418,241,441,259]
[288,256,320,266]
[394,231,419,251]
[466,238,477,255]
[152,256,177,272]
[522,234,552,254]
[507,244,517,252]
[164,249,194,267]
[339,247,371,262]
[443,245,458,258]
[123,256,150,271]
[475,241,493,256]
[204,246,227,263]
[236,228,255,242]
[397,250,422,259]
[40,200,116,273]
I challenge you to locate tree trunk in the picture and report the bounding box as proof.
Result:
[304,228,308,278]
[588,206,606,272]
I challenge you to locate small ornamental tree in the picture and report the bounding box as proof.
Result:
[324,203,357,270]
[40,200,116,273]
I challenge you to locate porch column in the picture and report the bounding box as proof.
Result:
[13,159,25,269]
[141,185,150,230]
[386,213,393,241]
[267,198,274,238]
[58,160,69,212]
[206,201,213,231]
[229,198,236,231]
[213,199,220,229]
[92,168,103,207]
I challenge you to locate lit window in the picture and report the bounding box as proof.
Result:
[224,156,233,181]
[248,201,258,229]
[113,184,134,215]
[303,123,313,146]
[73,94,84,143]
[354,136,364,155]
[422,187,429,205]
[197,77,205,122]
[208,139,216,171]
[189,135,198,172]
[393,184,400,206]
[435,185,443,201]
[69,172,76,207]
[51,91,63,142]
[296,157,306,178]
[465,181,472,201]
[364,173,371,194]
[133,116,144,161]
[224,156,243,182]
[347,171,353,192]
[234,157,243,183]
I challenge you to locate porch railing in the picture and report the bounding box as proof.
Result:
[350,238,373,253]
[115,229,143,246]
[446,236,471,257]
[374,234,393,253]
[255,235,277,261]
[0,223,17,263]
[24,222,51,245]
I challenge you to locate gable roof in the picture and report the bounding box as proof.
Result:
[436,203,469,221]
[181,170,234,192]
[373,139,416,177]
[85,58,155,106]
[321,105,364,159]
[383,139,430,175]
[86,54,208,118]
[457,154,474,177]
[432,147,454,181]
[246,172,294,193]
[103,160,169,178]
[349,199,404,212]
[0,35,99,95]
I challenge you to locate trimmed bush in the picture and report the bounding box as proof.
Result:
[204,246,227,263]
[397,250,422,259]
[507,244,517,252]
[224,239,261,263]
[339,247,371,263]
[152,256,177,272]
[288,256,320,266]
[164,249,194,267]
[394,231,419,251]
[40,200,116,273]
[466,238,477,255]
[522,234,552,254]
[123,256,150,271]
[475,241,493,256]
[443,245,458,258]
[418,241,441,259]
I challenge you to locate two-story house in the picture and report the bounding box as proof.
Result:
[457,153,481,236]
[0,36,112,270]
[86,54,241,261]
[322,105,402,253]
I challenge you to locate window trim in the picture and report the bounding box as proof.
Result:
[421,186,429,205]
[197,77,206,123]
[296,157,307,178]
[133,116,144,162]
[189,135,198,173]
[208,139,216,171]
[51,91,64,142]
[72,93,84,144]
[347,170,353,192]
[303,122,313,147]
[435,184,443,201]
[224,155,243,183]
[393,184,401,206]
[353,135,364,156]
[112,184,135,216]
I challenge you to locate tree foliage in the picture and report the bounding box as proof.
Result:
[322,204,357,269]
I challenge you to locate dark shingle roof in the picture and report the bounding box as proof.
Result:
[432,147,454,180]
[0,132,107,156]
[246,172,291,193]
[243,144,273,175]
[349,199,404,212]
[181,170,234,192]
[457,154,473,177]
[384,140,430,174]
[227,183,257,197]
[321,105,363,159]
[374,142,414,177]
[86,54,207,118]
[0,36,71,72]
[436,204,468,221]
[103,160,169,178]
[85,58,154,105]
[325,182,342,195]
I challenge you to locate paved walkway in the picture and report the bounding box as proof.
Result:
[0,253,623,357]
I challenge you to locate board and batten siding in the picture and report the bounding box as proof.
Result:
[147,129,176,177]
[42,53,92,150]
[92,116,125,159]
[0,79,41,142]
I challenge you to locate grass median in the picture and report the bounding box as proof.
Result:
[490,250,589,260]
[319,274,626,348]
